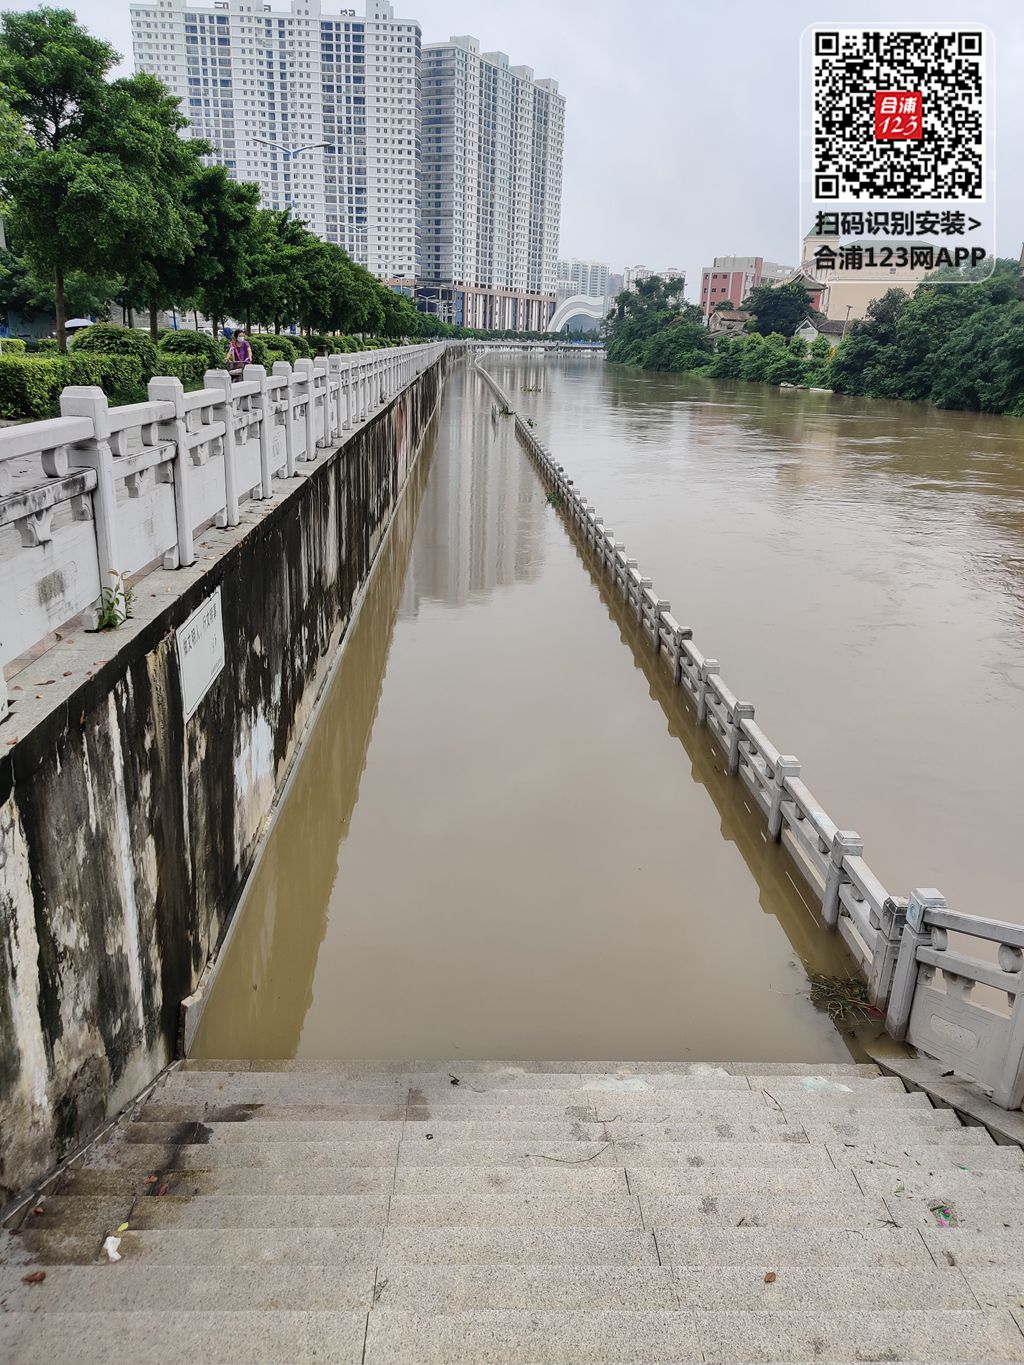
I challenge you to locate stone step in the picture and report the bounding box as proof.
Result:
[371,1262,975,1312]
[855,1167,1024,1198]
[651,1227,934,1267]
[881,1197,1024,1232]
[919,1229,1024,1267]
[0,1310,369,1365]
[401,1139,834,1168]
[377,1225,660,1265]
[86,1140,400,1170]
[31,1193,391,1232]
[8,1225,385,1266]
[54,1166,396,1198]
[179,1059,881,1077]
[825,1143,1023,1170]
[361,1307,1024,1363]
[0,1263,374,1312]
[391,1167,856,1199]
[639,1195,891,1228]
[599,1115,978,1143]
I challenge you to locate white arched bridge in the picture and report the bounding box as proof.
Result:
[547,293,607,334]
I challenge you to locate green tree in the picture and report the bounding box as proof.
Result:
[0,8,122,349]
[743,280,813,337]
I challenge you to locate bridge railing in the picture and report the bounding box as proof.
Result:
[0,343,448,719]
[475,357,1024,1110]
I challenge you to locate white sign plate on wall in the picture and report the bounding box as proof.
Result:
[176,586,225,721]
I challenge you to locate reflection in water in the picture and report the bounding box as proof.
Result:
[401,372,545,613]
[504,359,1024,923]
[192,413,438,1059]
[197,364,865,1063]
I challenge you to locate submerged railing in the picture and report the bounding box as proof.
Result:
[0,343,449,719]
[477,358,1024,1111]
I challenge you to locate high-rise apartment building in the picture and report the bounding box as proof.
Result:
[623,265,686,294]
[699,256,793,315]
[556,259,610,303]
[130,0,421,285]
[418,37,564,331]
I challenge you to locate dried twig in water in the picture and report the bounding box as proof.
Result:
[808,974,882,1024]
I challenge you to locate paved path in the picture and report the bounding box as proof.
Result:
[2,1060,1024,1362]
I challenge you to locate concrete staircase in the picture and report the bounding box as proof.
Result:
[2,1060,1024,1362]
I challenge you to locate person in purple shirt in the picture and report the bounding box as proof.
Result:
[227,329,253,375]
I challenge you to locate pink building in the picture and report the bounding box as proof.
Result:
[699,256,793,317]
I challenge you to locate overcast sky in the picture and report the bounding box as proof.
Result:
[4,0,1020,290]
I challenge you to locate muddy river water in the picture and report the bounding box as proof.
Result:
[194,356,1024,1063]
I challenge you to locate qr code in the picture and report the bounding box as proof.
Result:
[813,29,984,201]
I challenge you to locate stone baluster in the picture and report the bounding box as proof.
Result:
[58,388,126,617]
[203,370,241,524]
[886,889,946,1039]
[696,659,720,726]
[822,829,864,930]
[147,375,197,567]
[767,756,801,840]
[243,364,274,496]
[313,359,330,449]
[272,363,297,477]
[727,701,756,775]
[328,355,344,440]
[293,360,317,462]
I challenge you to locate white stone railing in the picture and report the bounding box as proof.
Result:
[477,358,1024,1110]
[0,343,448,718]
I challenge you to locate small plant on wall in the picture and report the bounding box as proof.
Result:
[94,570,135,630]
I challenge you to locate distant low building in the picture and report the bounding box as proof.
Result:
[707,308,752,335]
[793,314,849,343]
[699,256,793,316]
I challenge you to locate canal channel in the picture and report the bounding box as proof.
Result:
[194,355,1024,1062]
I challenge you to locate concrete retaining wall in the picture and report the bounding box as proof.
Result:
[0,351,453,1202]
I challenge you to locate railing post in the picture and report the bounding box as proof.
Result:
[342,356,354,431]
[148,375,196,566]
[204,369,240,524]
[696,660,720,726]
[294,359,317,462]
[767,756,800,840]
[313,359,330,449]
[867,895,909,1008]
[822,829,864,930]
[243,364,273,496]
[652,600,671,652]
[328,355,344,440]
[728,702,755,775]
[59,386,124,617]
[993,948,1024,1109]
[886,888,945,1040]
[272,362,297,477]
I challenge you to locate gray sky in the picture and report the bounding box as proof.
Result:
[4,0,1020,290]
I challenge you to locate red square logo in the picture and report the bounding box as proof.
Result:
[874,91,922,139]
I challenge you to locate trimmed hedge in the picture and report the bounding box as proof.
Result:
[0,354,144,419]
[1,338,27,354]
[307,332,334,355]
[71,324,160,380]
[285,334,313,359]
[261,335,300,365]
[159,329,222,369]
[157,353,209,387]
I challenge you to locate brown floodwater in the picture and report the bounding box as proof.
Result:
[195,355,1023,1063]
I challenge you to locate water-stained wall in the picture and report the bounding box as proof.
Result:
[0,353,452,1203]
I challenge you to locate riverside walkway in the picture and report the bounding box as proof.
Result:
[4,1058,1024,1362]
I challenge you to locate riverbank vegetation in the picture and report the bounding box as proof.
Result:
[604,260,1024,416]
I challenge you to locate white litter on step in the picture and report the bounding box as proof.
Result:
[688,1064,731,1078]
[800,1077,853,1094]
[590,1076,650,1091]
[102,1236,122,1262]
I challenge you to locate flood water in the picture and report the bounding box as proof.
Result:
[195,356,1024,1063]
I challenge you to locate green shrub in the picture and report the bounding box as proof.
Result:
[1,338,26,354]
[159,329,221,369]
[247,336,272,369]
[0,354,144,419]
[157,353,209,387]
[285,334,312,359]
[261,335,299,365]
[71,324,159,380]
[32,337,59,353]
[307,332,334,355]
